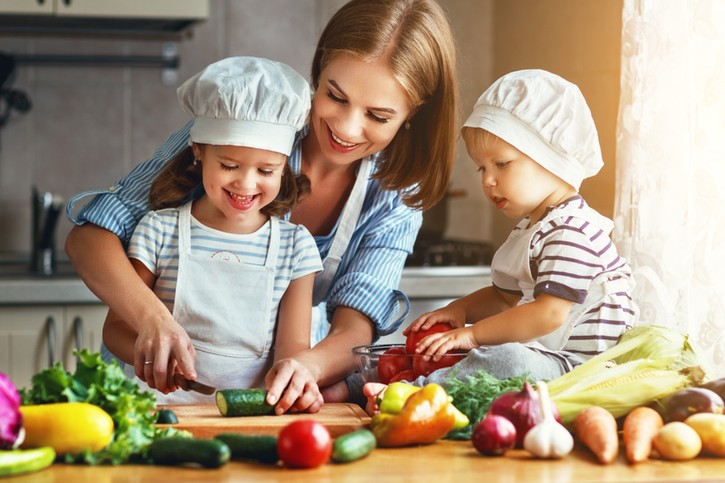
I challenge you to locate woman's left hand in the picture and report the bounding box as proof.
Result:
[265,357,324,414]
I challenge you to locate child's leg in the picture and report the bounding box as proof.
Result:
[419,342,569,386]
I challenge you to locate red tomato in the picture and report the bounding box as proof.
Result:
[377,346,412,384]
[412,351,466,377]
[277,420,332,468]
[389,369,416,383]
[405,323,453,355]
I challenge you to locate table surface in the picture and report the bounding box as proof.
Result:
[8,440,725,482]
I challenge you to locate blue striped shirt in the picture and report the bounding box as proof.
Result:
[129,205,322,347]
[66,122,422,337]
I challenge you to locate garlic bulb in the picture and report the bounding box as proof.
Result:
[523,381,574,459]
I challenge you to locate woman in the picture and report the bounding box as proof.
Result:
[65,0,459,413]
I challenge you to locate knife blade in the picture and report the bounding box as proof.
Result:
[173,374,216,395]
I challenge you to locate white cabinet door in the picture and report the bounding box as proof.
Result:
[0,0,53,15]
[60,305,108,372]
[0,306,64,390]
[55,0,208,18]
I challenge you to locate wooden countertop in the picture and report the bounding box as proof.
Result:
[8,441,725,482]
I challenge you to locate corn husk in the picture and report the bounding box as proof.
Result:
[548,325,706,425]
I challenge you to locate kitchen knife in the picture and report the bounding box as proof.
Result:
[173,374,216,395]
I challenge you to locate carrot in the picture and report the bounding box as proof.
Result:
[623,406,664,464]
[574,406,619,464]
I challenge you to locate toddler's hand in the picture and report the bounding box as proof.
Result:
[416,327,478,358]
[403,305,466,335]
[362,382,388,416]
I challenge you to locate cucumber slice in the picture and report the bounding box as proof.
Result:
[216,389,275,417]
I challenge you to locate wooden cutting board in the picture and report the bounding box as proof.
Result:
[157,403,371,438]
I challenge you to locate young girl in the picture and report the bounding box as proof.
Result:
[102,57,323,404]
[364,70,638,406]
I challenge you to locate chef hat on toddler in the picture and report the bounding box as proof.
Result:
[463,69,603,190]
[177,56,311,156]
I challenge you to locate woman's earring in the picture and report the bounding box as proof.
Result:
[192,159,199,166]
[405,120,411,130]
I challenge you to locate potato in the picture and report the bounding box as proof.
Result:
[653,422,702,461]
[685,413,725,456]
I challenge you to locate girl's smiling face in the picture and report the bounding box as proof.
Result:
[192,144,287,233]
[467,134,576,224]
[309,53,413,167]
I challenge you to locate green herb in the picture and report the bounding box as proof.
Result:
[443,370,532,440]
[20,349,186,465]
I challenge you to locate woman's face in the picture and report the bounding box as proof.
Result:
[309,53,413,167]
[193,144,287,233]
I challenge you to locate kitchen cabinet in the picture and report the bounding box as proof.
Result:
[0,0,208,19]
[0,304,107,389]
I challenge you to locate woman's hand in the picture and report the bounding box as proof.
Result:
[133,321,197,394]
[416,326,478,358]
[403,304,466,335]
[265,357,324,415]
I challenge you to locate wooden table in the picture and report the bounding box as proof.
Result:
[9,441,725,482]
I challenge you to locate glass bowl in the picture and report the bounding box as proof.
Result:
[352,344,468,384]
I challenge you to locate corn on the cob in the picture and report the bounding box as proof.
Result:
[547,325,706,425]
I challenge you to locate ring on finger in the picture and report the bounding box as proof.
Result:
[144,360,154,365]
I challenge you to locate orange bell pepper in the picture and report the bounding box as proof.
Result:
[370,383,457,447]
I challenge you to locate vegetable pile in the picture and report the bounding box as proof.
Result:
[19,349,182,465]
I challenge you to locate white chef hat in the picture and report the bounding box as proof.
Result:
[177,56,311,156]
[463,69,603,190]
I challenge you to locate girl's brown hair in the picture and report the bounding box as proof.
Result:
[149,145,311,218]
[311,0,459,211]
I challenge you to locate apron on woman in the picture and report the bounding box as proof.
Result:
[127,203,279,404]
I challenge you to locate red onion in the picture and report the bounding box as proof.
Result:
[487,381,561,448]
[471,414,517,456]
[0,372,23,449]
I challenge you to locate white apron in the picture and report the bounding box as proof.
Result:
[129,203,279,403]
[310,157,373,345]
[492,204,630,353]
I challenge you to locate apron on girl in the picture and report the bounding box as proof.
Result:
[491,204,632,357]
[127,203,279,404]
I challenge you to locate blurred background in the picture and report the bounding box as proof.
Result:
[0,0,622,255]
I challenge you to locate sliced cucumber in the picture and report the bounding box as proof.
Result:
[147,436,230,468]
[214,433,278,464]
[331,429,376,463]
[216,389,275,417]
[0,447,56,477]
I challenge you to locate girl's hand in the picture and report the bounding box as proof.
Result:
[403,305,466,335]
[265,358,324,415]
[133,321,196,394]
[416,327,478,358]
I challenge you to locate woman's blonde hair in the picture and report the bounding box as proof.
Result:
[312,0,459,210]
[149,146,311,217]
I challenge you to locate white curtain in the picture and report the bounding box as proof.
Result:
[614,0,725,378]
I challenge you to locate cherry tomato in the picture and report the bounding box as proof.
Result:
[389,369,416,383]
[277,420,332,468]
[405,323,453,355]
[377,346,412,384]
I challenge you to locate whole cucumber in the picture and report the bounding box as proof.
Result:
[0,447,56,477]
[216,389,275,417]
[331,429,376,463]
[148,437,230,468]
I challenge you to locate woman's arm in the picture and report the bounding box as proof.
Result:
[65,224,197,391]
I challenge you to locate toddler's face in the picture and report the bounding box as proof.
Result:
[466,134,573,223]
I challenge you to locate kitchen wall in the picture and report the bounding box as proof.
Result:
[0,0,620,255]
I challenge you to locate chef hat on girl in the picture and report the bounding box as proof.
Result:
[177,56,311,156]
[463,69,603,190]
